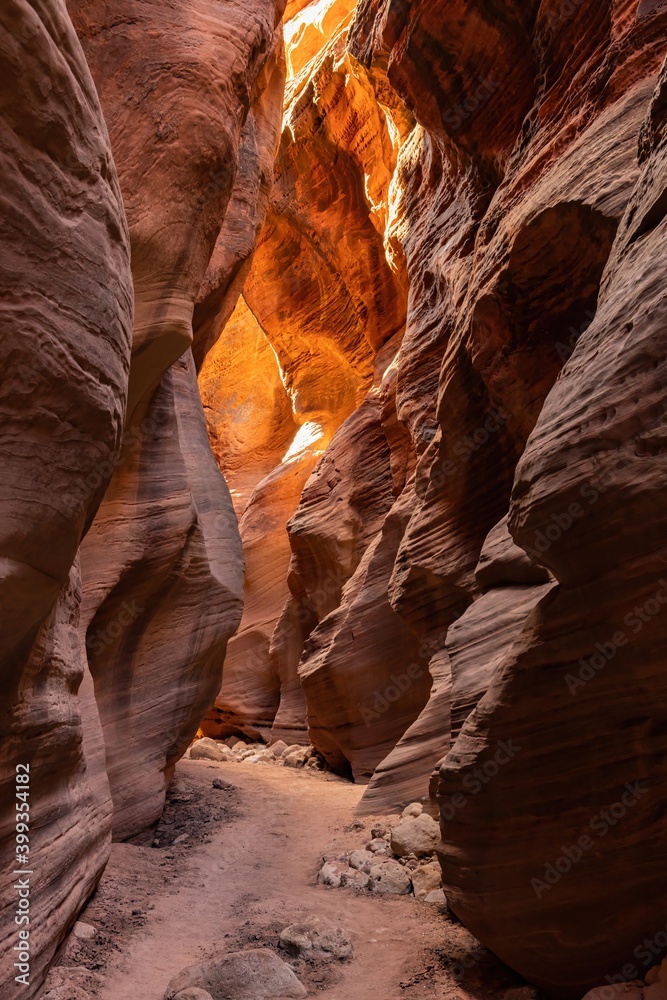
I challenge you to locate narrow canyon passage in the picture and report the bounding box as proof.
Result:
[59,760,509,1000]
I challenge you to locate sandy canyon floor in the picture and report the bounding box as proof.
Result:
[47,761,525,1000]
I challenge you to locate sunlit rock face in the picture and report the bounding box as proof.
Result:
[346,0,667,995]
[200,0,667,993]
[0,2,132,994]
[200,0,411,742]
[67,0,285,838]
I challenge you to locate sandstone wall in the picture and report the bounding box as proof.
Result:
[0,1,132,993]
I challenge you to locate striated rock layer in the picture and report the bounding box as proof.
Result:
[200,0,411,743]
[67,0,286,838]
[0,1,133,994]
[1,0,282,993]
[201,0,667,995]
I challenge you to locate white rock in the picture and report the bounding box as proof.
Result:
[279,917,353,959]
[366,838,391,854]
[580,984,644,1000]
[190,738,231,762]
[341,868,371,890]
[72,921,97,941]
[390,813,439,858]
[317,861,351,888]
[423,889,447,906]
[401,802,423,819]
[44,988,92,1000]
[411,860,442,900]
[348,849,376,872]
[163,948,307,999]
[173,834,189,845]
[369,861,412,895]
[281,744,303,759]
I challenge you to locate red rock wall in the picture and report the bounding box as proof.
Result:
[200,0,667,994]
[0,1,132,993]
[0,0,283,993]
[66,0,285,839]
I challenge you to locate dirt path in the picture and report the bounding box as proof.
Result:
[54,760,522,1000]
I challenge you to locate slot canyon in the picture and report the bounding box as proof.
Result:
[2,0,667,998]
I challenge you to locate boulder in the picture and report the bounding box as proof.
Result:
[369,861,412,895]
[411,861,442,901]
[580,986,644,1000]
[390,814,439,858]
[401,802,423,819]
[163,949,307,1000]
[341,869,371,890]
[366,838,391,855]
[278,917,353,959]
[72,922,97,941]
[190,739,230,762]
[348,850,376,872]
[317,862,351,888]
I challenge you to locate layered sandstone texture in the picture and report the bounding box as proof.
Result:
[199,0,413,744]
[200,0,667,997]
[0,1,132,994]
[0,0,285,994]
[67,0,287,839]
[349,0,667,996]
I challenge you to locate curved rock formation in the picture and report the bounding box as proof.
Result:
[201,0,410,742]
[67,0,285,838]
[0,1,133,993]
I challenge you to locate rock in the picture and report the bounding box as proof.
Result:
[344,820,366,833]
[278,917,353,959]
[647,969,661,986]
[72,922,97,941]
[174,990,214,1000]
[243,749,275,764]
[66,0,283,846]
[212,778,234,790]
[369,861,412,896]
[370,824,389,839]
[340,869,371,890]
[581,986,644,1000]
[366,838,391,856]
[0,0,133,991]
[390,814,440,858]
[163,948,307,999]
[401,802,423,819]
[411,861,442,900]
[269,740,289,757]
[44,989,92,1000]
[173,834,189,845]
[423,889,447,907]
[348,850,376,872]
[281,745,304,759]
[190,738,230,762]
[283,748,311,768]
[317,862,352,888]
